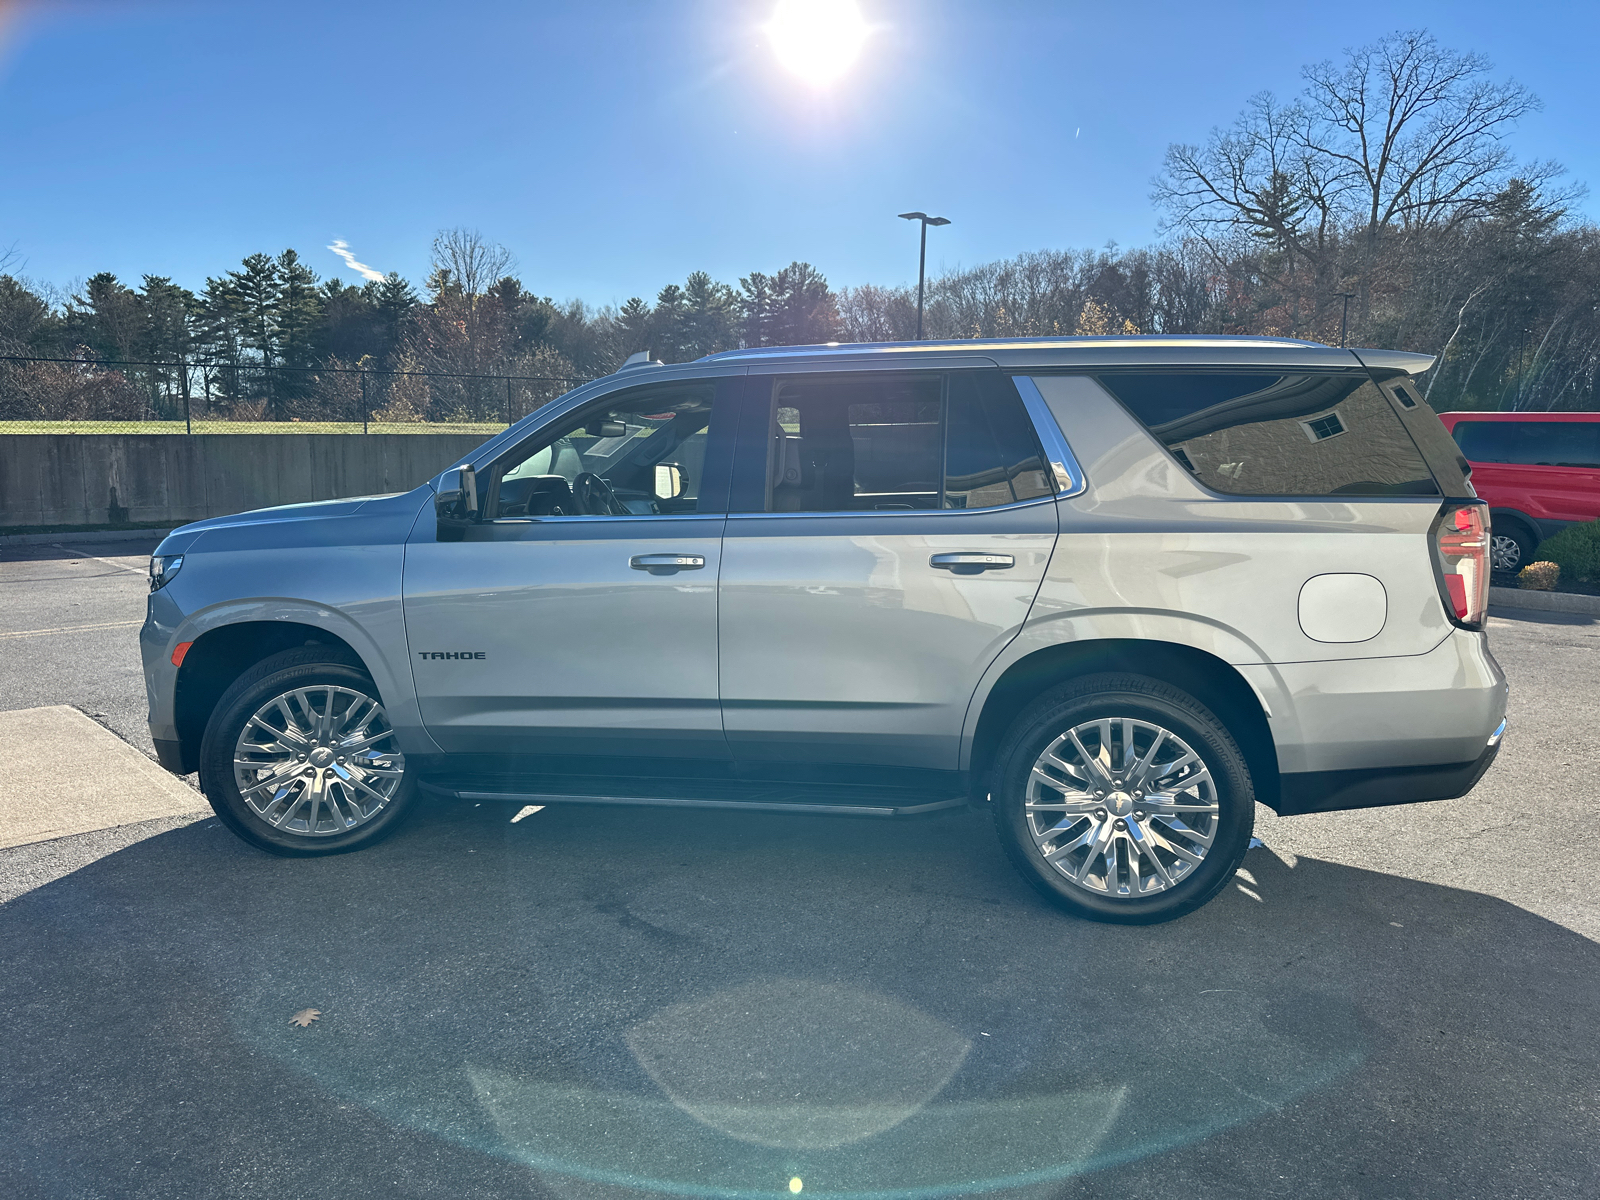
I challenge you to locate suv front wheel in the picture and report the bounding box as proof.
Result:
[991,674,1254,924]
[199,648,417,856]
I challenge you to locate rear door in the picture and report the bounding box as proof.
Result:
[716,367,1060,768]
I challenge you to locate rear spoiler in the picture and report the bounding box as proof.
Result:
[1351,348,1436,377]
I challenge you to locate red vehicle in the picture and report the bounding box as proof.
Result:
[1439,411,1600,573]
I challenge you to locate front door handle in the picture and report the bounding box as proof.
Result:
[930,552,1015,574]
[630,553,706,575]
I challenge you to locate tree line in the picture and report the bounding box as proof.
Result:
[1,29,1595,424]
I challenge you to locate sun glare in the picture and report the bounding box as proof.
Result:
[766,0,870,88]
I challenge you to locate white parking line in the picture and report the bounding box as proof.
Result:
[48,543,150,577]
[0,619,144,641]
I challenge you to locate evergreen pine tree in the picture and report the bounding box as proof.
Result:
[615,296,652,358]
[681,271,739,359]
[274,249,322,370]
[227,253,282,368]
[738,272,774,347]
[371,272,418,365]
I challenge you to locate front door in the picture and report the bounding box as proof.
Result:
[717,367,1061,769]
[403,374,738,760]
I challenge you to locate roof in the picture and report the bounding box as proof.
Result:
[699,334,1323,361]
[698,335,1436,374]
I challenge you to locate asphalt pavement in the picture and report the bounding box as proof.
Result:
[1,537,1596,1200]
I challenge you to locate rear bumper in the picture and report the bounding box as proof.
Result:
[1239,629,1507,776]
[1273,719,1505,816]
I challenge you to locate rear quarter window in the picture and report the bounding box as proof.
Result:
[1097,371,1439,497]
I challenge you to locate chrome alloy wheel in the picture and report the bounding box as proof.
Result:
[1025,717,1220,899]
[232,685,406,837]
[1489,534,1523,573]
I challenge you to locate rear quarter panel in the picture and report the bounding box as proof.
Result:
[1024,375,1453,664]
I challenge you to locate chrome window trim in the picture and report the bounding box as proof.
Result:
[486,512,728,526]
[1011,374,1087,499]
[725,494,1060,522]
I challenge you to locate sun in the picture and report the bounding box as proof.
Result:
[766,0,871,89]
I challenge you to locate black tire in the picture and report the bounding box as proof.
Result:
[1489,518,1536,576]
[990,673,1254,924]
[198,648,418,857]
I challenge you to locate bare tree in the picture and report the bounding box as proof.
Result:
[1155,30,1555,327]
[414,229,517,412]
[1301,32,1545,245]
[429,228,514,299]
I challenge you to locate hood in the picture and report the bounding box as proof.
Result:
[154,486,433,556]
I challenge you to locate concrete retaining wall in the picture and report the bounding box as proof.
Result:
[0,434,488,527]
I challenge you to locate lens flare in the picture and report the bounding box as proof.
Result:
[766,0,870,88]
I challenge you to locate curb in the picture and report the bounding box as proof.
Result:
[1489,585,1600,617]
[0,527,175,548]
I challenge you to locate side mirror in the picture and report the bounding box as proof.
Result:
[435,465,479,541]
[586,420,627,438]
[653,462,684,500]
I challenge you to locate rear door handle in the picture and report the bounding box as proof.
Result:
[930,552,1015,574]
[630,553,706,574]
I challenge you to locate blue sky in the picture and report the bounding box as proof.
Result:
[1,0,1595,306]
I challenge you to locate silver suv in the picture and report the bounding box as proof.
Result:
[141,336,1506,923]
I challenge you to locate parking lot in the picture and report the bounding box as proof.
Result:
[1,534,1596,1199]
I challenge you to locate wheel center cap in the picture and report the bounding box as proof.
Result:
[1107,790,1136,816]
[309,747,335,769]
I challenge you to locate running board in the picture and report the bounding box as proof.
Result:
[419,781,965,818]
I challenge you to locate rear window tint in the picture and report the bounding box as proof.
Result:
[943,371,1053,509]
[1376,379,1472,495]
[1098,372,1439,497]
[1452,419,1600,469]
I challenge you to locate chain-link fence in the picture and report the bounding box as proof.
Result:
[0,355,590,434]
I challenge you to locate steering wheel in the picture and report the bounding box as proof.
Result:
[573,472,629,516]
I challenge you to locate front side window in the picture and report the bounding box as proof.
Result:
[1099,371,1439,497]
[752,371,1053,513]
[486,383,715,518]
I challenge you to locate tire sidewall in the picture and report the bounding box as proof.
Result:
[992,675,1254,924]
[199,651,416,857]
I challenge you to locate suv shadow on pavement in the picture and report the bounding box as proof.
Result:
[2,800,1595,1200]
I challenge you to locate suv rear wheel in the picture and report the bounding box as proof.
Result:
[199,648,416,856]
[991,673,1254,924]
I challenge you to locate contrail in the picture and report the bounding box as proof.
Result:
[327,239,385,282]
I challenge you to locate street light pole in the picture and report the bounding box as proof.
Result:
[898,211,950,339]
[1335,291,1356,348]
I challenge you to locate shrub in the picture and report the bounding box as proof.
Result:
[1517,561,1560,591]
[1534,520,1600,584]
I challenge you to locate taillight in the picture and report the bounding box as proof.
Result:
[1433,502,1489,627]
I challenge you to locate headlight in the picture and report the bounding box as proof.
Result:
[149,553,184,592]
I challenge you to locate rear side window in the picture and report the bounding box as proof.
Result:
[770,375,943,511]
[1452,420,1600,469]
[753,371,1053,513]
[943,371,1053,508]
[1098,372,1439,496]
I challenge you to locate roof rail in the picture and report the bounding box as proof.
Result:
[620,351,662,370]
